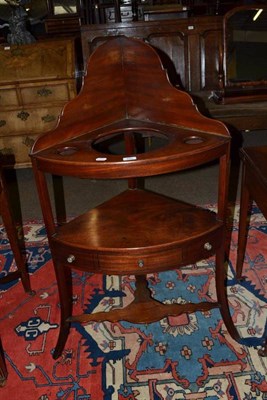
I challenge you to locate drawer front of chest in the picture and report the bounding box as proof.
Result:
[0,106,62,135]
[0,80,76,108]
[0,105,63,166]
[20,81,76,105]
[0,39,76,82]
[0,133,37,166]
[0,86,19,107]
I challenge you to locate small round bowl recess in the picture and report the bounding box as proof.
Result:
[57,147,78,156]
[183,136,204,145]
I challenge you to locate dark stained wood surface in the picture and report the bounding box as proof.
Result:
[30,37,241,360]
[51,189,224,275]
[236,146,267,356]
[81,17,223,93]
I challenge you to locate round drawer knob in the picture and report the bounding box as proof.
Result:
[67,254,75,264]
[138,259,144,268]
[204,242,212,251]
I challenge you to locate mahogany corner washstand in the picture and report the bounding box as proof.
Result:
[0,165,32,293]
[30,37,240,359]
[236,146,267,356]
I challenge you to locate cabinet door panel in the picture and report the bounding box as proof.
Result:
[200,29,222,90]
[148,33,186,88]
[81,17,223,93]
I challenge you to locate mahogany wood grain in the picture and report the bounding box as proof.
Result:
[30,37,241,360]
[236,146,267,356]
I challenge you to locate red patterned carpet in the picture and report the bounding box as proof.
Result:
[0,204,266,399]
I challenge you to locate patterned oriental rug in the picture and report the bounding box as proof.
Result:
[0,204,266,400]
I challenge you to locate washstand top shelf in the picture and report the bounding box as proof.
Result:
[30,36,230,180]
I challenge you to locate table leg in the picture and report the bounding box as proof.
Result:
[0,171,32,293]
[0,337,7,387]
[53,261,72,360]
[236,163,252,281]
[258,339,267,357]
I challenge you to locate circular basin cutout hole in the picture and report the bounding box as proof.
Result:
[57,146,78,156]
[92,129,169,156]
[184,136,204,145]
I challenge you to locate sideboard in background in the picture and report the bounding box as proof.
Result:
[81,16,223,93]
[81,17,267,132]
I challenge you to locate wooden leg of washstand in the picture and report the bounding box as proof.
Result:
[236,164,251,281]
[53,263,73,360]
[216,245,242,342]
[52,175,67,226]
[0,337,7,387]
[258,340,267,357]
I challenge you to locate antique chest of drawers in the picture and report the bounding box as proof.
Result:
[0,38,77,167]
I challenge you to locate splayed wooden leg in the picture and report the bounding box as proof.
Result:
[53,263,72,360]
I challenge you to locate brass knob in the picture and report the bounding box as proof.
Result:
[67,255,75,264]
[138,260,144,268]
[204,242,212,251]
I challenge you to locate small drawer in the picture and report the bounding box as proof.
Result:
[20,82,75,105]
[52,242,183,275]
[97,248,184,274]
[51,226,224,275]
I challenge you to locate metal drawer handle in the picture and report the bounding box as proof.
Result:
[37,88,53,97]
[17,111,30,121]
[204,242,212,251]
[67,255,75,264]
